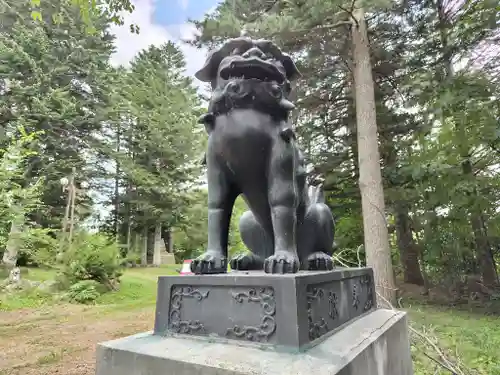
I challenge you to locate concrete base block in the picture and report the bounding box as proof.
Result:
[96,309,413,375]
[160,253,176,265]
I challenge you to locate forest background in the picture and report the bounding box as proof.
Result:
[0,0,500,374]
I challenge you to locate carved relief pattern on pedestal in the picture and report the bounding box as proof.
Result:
[226,287,276,342]
[352,281,360,311]
[307,287,328,340]
[328,291,339,320]
[169,286,209,334]
[360,274,374,312]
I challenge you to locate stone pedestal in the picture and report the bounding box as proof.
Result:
[154,268,376,349]
[160,252,176,265]
[96,268,414,375]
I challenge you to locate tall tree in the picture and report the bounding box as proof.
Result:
[351,6,396,304]
[403,0,500,287]
[0,0,116,232]
[100,42,204,256]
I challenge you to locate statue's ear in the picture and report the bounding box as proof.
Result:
[194,49,221,83]
[194,37,253,82]
[281,53,301,81]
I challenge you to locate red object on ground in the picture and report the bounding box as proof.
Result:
[179,259,193,275]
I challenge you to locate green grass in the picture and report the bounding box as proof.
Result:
[0,289,55,311]
[95,265,178,310]
[408,303,500,374]
[0,264,179,312]
[0,267,59,311]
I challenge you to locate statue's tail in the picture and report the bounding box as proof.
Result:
[308,184,338,251]
[308,184,325,204]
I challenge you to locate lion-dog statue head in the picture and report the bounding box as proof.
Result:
[196,37,301,130]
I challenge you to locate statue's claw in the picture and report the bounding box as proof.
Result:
[230,253,264,271]
[191,251,227,274]
[264,251,300,274]
[307,252,334,271]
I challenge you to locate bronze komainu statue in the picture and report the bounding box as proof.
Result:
[192,37,336,274]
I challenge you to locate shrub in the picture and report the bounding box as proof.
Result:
[64,280,102,304]
[120,252,142,268]
[17,227,59,267]
[59,232,122,292]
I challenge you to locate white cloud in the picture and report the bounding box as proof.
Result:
[109,0,207,87]
[178,0,189,11]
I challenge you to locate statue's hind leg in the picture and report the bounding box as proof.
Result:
[230,210,273,271]
[298,203,335,271]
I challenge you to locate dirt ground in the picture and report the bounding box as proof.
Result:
[0,305,154,375]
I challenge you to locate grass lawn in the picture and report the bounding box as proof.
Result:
[1,266,499,375]
[408,303,500,374]
[0,265,178,312]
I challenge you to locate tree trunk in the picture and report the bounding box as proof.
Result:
[68,179,76,250]
[147,227,155,265]
[141,227,148,266]
[126,221,132,255]
[351,7,396,306]
[114,124,121,244]
[2,218,22,269]
[394,202,424,286]
[162,227,174,253]
[153,223,163,266]
[470,215,497,287]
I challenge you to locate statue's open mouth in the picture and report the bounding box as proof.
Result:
[219,58,285,84]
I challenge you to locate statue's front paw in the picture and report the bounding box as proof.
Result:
[307,251,334,271]
[191,251,227,274]
[264,251,300,274]
[230,253,264,271]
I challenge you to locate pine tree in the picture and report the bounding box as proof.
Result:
[0,0,117,231]
[99,42,204,258]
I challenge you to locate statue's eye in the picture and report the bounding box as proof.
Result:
[227,81,241,93]
[270,83,282,98]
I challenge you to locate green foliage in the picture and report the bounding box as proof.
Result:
[1,0,116,232]
[64,280,102,304]
[29,0,137,33]
[2,0,204,269]
[99,42,204,249]
[59,232,122,292]
[191,0,500,294]
[0,128,43,244]
[0,266,179,311]
[0,128,58,267]
[174,190,248,261]
[173,189,208,261]
[120,251,141,267]
[228,196,249,257]
[17,227,59,267]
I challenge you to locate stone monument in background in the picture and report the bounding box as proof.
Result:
[95,37,414,375]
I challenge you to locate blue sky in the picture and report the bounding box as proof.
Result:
[110,0,219,81]
[154,0,218,26]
